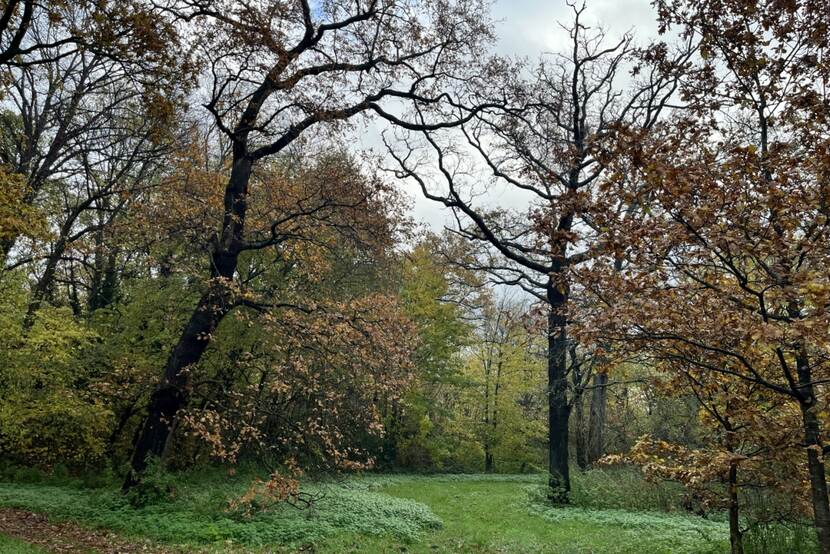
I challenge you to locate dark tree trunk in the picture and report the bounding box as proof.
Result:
[89,228,119,311]
[727,463,743,554]
[484,355,492,472]
[487,357,502,474]
[67,261,81,316]
[123,281,233,488]
[795,352,830,554]
[547,283,570,503]
[802,402,830,554]
[0,237,13,267]
[106,402,137,460]
[23,238,64,329]
[124,156,252,490]
[484,450,494,473]
[587,372,607,465]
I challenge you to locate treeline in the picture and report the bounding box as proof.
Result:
[0,1,829,554]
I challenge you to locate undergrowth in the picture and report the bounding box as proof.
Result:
[0,465,818,552]
[0,534,45,553]
[0,472,441,548]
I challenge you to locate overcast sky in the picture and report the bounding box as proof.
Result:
[386,0,660,232]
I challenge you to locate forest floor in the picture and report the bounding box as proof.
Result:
[0,471,815,553]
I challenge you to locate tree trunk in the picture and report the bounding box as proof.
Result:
[0,237,13,268]
[800,400,830,554]
[489,356,502,474]
[587,372,607,465]
[484,354,492,472]
[89,227,119,311]
[547,284,570,503]
[67,260,82,316]
[124,155,251,490]
[795,351,830,554]
[106,400,142,462]
[23,238,64,329]
[727,457,743,554]
[123,283,233,488]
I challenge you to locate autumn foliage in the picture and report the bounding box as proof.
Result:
[2,0,830,552]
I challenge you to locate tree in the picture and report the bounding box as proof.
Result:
[465,294,545,473]
[123,0,494,487]
[0,1,183,69]
[0,0,186,269]
[386,236,474,469]
[612,363,804,554]
[582,0,830,548]
[387,2,687,501]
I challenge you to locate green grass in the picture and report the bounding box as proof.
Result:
[0,476,440,548]
[318,474,727,553]
[0,468,816,553]
[0,534,45,553]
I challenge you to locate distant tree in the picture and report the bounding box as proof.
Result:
[465,295,544,473]
[387,235,475,470]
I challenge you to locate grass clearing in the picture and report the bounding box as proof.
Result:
[0,477,439,548]
[0,469,816,552]
[320,474,727,553]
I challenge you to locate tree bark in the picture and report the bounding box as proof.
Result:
[0,237,13,268]
[484,353,493,473]
[23,237,64,329]
[484,450,494,473]
[89,227,119,311]
[800,399,830,554]
[574,391,587,470]
[587,372,608,465]
[123,284,233,488]
[488,355,502,473]
[547,283,571,503]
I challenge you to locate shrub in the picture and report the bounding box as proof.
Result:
[0,392,112,468]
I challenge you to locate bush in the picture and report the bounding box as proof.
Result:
[743,523,817,554]
[0,392,112,468]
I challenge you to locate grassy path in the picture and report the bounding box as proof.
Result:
[318,476,728,553]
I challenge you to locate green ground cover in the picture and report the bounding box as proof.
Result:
[0,534,45,553]
[0,469,815,553]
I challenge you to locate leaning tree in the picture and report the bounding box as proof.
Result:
[125,0,495,487]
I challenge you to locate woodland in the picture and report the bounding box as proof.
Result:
[0,0,828,553]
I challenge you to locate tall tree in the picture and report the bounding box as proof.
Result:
[0,0,185,267]
[125,0,494,487]
[583,0,830,548]
[388,2,687,501]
